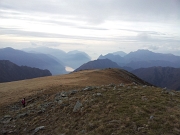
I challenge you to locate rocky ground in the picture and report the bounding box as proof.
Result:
[1,83,180,135]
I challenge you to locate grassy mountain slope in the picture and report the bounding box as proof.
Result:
[0,69,180,135]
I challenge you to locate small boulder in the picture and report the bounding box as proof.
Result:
[33,126,45,134]
[16,113,28,118]
[141,96,148,101]
[119,83,124,87]
[1,115,12,124]
[150,115,154,120]
[4,115,11,118]
[96,93,102,96]
[73,101,82,112]
[93,93,102,96]
[108,83,115,87]
[61,91,68,97]
[58,100,63,104]
[138,127,144,131]
[83,86,93,91]
[69,90,78,95]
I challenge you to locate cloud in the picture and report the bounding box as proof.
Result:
[148,45,159,50]
[0,27,108,41]
[137,33,152,41]
[118,29,166,36]
[0,0,180,58]
[0,0,179,24]
[30,42,38,47]
[0,26,139,43]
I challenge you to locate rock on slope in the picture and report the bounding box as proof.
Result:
[0,60,52,83]
[1,82,180,134]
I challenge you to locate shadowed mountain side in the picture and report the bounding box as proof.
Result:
[0,60,51,83]
[126,60,176,69]
[131,67,180,90]
[0,68,152,106]
[0,47,66,75]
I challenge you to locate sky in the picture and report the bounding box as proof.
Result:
[0,0,180,59]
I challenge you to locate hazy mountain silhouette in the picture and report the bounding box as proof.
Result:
[67,50,91,59]
[0,47,66,75]
[98,54,125,66]
[124,49,180,63]
[0,60,51,82]
[98,49,180,69]
[23,47,66,64]
[131,67,180,90]
[113,51,127,57]
[23,47,91,69]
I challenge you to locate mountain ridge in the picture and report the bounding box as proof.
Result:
[98,49,180,69]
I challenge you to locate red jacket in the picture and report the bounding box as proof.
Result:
[22,99,25,105]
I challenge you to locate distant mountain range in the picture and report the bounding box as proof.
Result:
[99,49,180,70]
[131,67,180,90]
[112,51,127,57]
[0,47,66,75]
[23,47,91,69]
[1,47,180,90]
[0,60,51,83]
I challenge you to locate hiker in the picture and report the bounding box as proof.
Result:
[21,98,26,107]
